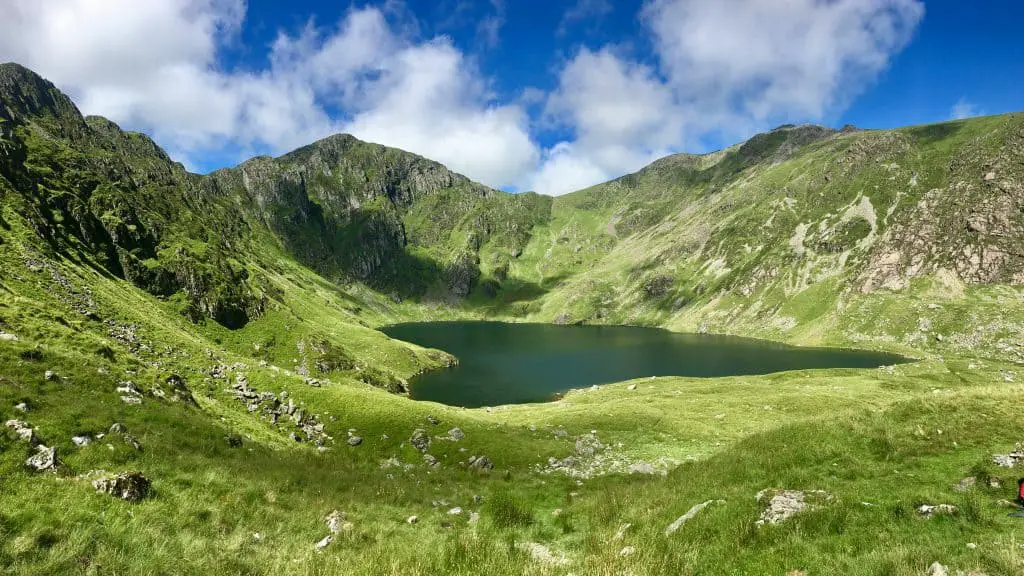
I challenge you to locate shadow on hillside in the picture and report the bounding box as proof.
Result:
[907,122,963,145]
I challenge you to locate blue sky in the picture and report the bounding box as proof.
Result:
[0,1,1021,195]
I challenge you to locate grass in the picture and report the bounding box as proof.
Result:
[2,67,1024,573]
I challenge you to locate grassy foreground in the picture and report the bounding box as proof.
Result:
[2,63,1024,574]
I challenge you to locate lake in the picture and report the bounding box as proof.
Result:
[382,322,909,408]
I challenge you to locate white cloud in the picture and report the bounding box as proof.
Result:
[533,0,925,195]
[527,47,681,194]
[0,0,926,196]
[950,97,981,120]
[0,0,538,188]
[557,0,613,36]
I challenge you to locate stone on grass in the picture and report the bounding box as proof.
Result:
[448,507,463,515]
[918,504,957,518]
[406,515,418,525]
[447,427,464,441]
[326,510,345,533]
[992,445,1024,468]
[619,546,636,557]
[468,511,480,525]
[109,423,127,434]
[627,384,637,391]
[92,471,151,502]
[44,370,57,381]
[423,454,439,468]
[469,455,494,470]
[516,542,570,566]
[410,428,430,452]
[665,500,721,535]
[756,489,832,526]
[426,415,440,425]
[121,396,142,405]
[6,419,36,443]
[928,562,949,576]
[0,331,18,341]
[72,435,91,446]
[315,535,333,551]
[25,445,58,472]
[14,402,28,413]
[347,436,363,446]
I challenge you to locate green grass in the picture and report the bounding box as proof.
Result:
[3,65,1024,573]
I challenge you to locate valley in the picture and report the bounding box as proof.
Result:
[1,62,1023,575]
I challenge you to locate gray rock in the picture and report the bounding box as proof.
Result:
[918,504,957,518]
[423,454,439,467]
[72,435,91,446]
[315,535,333,551]
[410,428,430,452]
[469,455,494,470]
[14,402,28,412]
[574,433,605,457]
[120,396,142,405]
[447,427,464,441]
[109,422,127,434]
[347,436,363,446]
[468,511,480,525]
[665,500,721,535]
[25,445,58,472]
[426,415,440,425]
[122,434,142,451]
[325,510,346,534]
[92,471,151,502]
[928,562,949,576]
[619,546,636,557]
[756,489,832,525]
[44,370,57,381]
[6,419,36,443]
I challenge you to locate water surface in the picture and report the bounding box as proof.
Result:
[382,322,908,408]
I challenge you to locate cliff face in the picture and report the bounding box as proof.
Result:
[0,63,549,326]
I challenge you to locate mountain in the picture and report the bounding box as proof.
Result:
[2,63,1024,574]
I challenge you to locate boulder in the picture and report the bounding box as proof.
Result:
[410,428,430,452]
[44,370,57,381]
[756,489,832,525]
[71,435,91,446]
[469,455,494,470]
[447,427,464,441]
[92,471,151,502]
[6,419,36,443]
[25,445,58,472]
[347,436,363,446]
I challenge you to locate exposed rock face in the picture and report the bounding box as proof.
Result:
[756,489,833,525]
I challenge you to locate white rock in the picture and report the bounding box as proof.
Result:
[448,507,463,515]
[619,546,635,557]
[0,332,18,341]
[666,500,721,535]
[927,562,948,576]
[14,403,28,412]
[314,535,333,551]
[71,436,91,446]
[626,384,636,391]
[406,515,418,524]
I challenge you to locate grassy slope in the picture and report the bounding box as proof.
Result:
[2,83,1024,574]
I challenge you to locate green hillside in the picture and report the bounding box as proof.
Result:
[1,63,1023,575]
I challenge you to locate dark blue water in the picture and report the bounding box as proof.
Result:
[382,322,908,408]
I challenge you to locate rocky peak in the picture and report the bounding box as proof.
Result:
[0,62,89,140]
